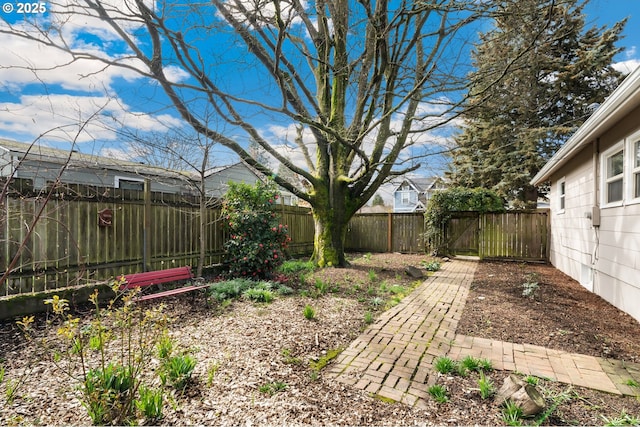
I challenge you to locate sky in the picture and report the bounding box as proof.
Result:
[0,0,639,201]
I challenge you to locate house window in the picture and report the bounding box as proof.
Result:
[401,191,411,205]
[603,145,623,205]
[115,176,145,191]
[558,178,565,212]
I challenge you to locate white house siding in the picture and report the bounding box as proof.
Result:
[548,146,597,291]
[548,122,640,322]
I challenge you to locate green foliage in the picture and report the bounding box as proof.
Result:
[314,278,329,295]
[626,379,640,388]
[370,296,384,308]
[522,272,540,299]
[209,278,256,301]
[30,286,170,425]
[159,354,196,390]
[421,260,441,271]
[427,384,449,403]
[433,356,457,374]
[277,260,315,276]
[310,348,343,372]
[424,187,504,254]
[206,362,220,387]
[448,0,624,207]
[135,385,164,421]
[303,304,316,320]
[602,411,640,426]
[259,381,288,396]
[477,371,495,399]
[83,363,135,425]
[364,311,374,325]
[524,375,539,386]
[0,364,4,384]
[368,269,377,282]
[502,400,524,426]
[460,355,493,373]
[222,179,290,279]
[243,287,275,303]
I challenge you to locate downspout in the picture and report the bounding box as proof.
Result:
[591,139,600,281]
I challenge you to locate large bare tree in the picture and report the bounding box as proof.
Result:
[1,0,495,266]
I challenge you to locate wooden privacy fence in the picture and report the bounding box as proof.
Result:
[345,213,425,253]
[0,185,314,298]
[443,210,550,261]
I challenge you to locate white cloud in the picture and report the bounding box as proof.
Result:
[0,94,184,144]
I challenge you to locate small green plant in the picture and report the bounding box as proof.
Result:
[421,260,441,271]
[521,272,540,298]
[427,384,449,403]
[5,378,20,403]
[625,379,639,388]
[160,354,197,390]
[368,269,377,282]
[433,356,457,374]
[477,371,495,399]
[209,278,255,301]
[281,348,302,365]
[524,375,539,386]
[370,296,384,308]
[259,381,288,396]
[602,411,640,426]
[364,311,374,325]
[314,278,329,295]
[206,362,220,386]
[135,385,164,421]
[362,253,372,261]
[460,355,493,373]
[303,304,316,320]
[388,285,406,295]
[277,260,315,275]
[501,400,523,426]
[0,364,5,384]
[309,370,319,381]
[157,333,174,359]
[243,287,275,303]
[83,363,135,425]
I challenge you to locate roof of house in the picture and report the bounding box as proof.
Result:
[394,176,443,192]
[531,65,640,185]
[0,138,192,181]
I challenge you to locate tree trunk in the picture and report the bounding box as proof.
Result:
[310,206,349,268]
[496,374,545,417]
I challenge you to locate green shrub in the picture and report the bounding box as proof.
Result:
[427,384,449,403]
[477,371,495,399]
[83,363,135,425]
[277,260,315,275]
[433,356,457,374]
[209,278,255,301]
[135,385,163,421]
[303,304,316,320]
[160,354,196,391]
[243,287,275,303]
[222,179,290,279]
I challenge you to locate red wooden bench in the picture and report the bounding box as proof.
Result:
[118,266,209,302]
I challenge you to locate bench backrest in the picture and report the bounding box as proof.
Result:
[119,266,193,290]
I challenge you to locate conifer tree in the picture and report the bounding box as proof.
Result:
[449,0,625,207]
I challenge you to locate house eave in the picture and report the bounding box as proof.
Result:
[531,65,640,186]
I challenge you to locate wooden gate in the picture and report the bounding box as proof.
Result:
[446,212,480,256]
[444,210,549,261]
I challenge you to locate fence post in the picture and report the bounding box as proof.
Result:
[143,179,151,272]
[387,212,392,252]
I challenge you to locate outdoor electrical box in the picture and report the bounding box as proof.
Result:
[591,206,601,227]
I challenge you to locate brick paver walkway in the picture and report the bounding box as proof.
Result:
[328,260,640,408]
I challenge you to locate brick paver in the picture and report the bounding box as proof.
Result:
[328,259,640,407]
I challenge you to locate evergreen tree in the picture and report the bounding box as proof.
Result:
[371,194,385,207]
[449,0,625,207]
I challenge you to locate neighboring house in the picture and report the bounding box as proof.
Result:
[0,139,195,194]
[393,177,447,213]
[531,65,640,323]
[203,162,299,205]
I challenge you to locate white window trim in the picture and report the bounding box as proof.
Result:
[627,129,640,204]
[557,177,566,214]
[115,176,145,189]
[401,191,411,205]
[601,142,624,208]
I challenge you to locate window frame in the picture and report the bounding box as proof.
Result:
[115,176,145,191]
[628,130,640,203]
[557,177,566,213]
[601,142,624,208]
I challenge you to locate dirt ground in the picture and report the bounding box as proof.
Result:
[1,254,639,425]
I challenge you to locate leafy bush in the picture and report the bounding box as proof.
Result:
[160,354,196,391]
[243,287,275,303]
[222,179,290,279]
[208,278,259,301]
[428,384,449,403]
[303,304,316,320]
[424,187,504,254]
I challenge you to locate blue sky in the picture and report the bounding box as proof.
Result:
[0,0,638,179]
